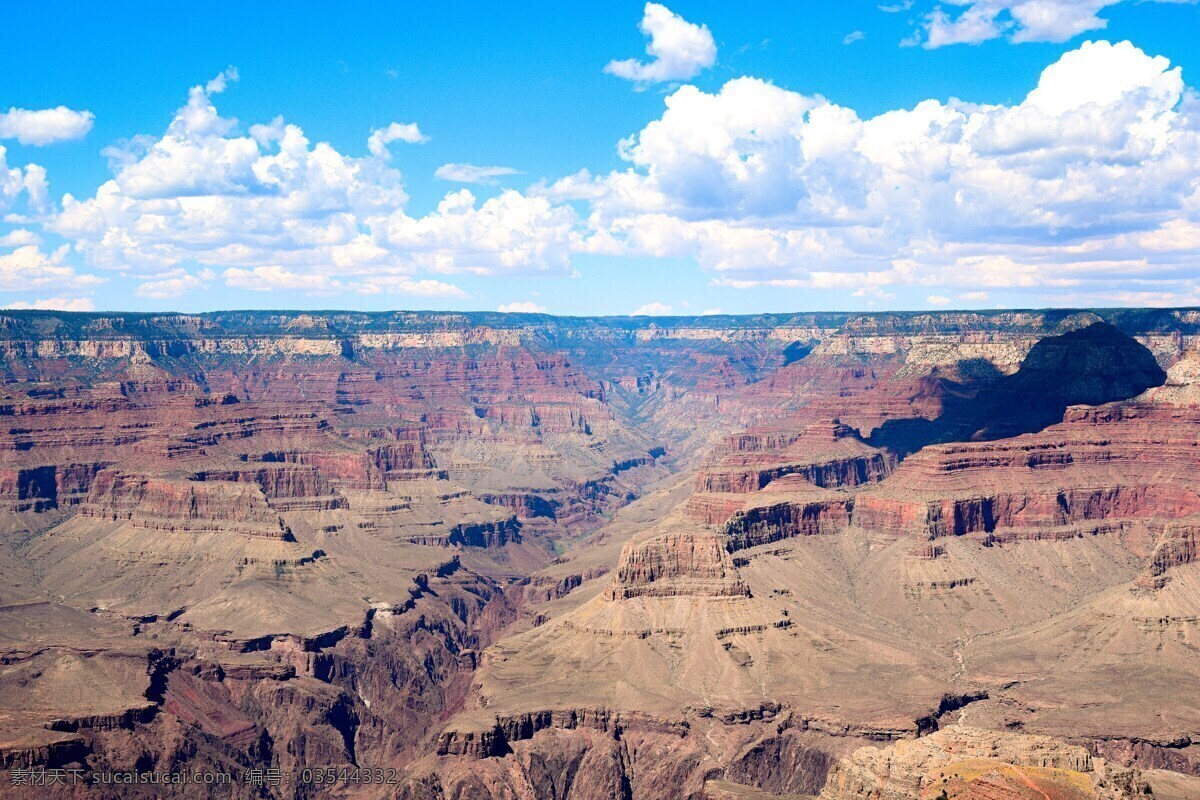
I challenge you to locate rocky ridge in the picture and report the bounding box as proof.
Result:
[1,309,1199,798]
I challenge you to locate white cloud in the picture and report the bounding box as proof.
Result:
[136,270,207,299]
[3,297,96,312]
[0,229,39,247]
[375,189,579,276]
[224,265,340,293]
[0,147,50,215]
[18,40,1200,309]
[43,73,573,299]
[566,40,1200,304]
[0,245,103,291]
[435,163,521,185]
[700,307,722,315]
[497,301,547,313]
[926,294,953,305]
[206,66,239,95]
[367,122,428,158]
[960,291,990,301]
[922,4,1006,47]
[0,107,94,145]
[605,3,717,85]
[843,31,866,45]
[348,276,466,297]
[1024,38,1181,113]
[632,301,673,315]
[912,1,1198,49]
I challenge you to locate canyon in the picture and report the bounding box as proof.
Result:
[1,308,1199,799]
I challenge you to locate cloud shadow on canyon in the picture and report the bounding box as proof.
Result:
[862,322,1167,460]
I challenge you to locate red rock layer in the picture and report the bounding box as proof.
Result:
[855,403,1200,542]
[607,530,750,599]
[723,495,852,552]
[80,471,291,539]
[696,421,894,495]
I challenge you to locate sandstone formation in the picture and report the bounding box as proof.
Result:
[0,308,1198,799]
[819,725,1152,800]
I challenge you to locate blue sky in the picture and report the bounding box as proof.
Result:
[1,0,1199,315]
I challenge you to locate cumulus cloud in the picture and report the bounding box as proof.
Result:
[912,0,1198,48]
[224,265,341,293]
[497,301,547,313]
[843,31,866,45]
[605,3,717,85]
[41,71,573,302]
[206,67,239,95]
[15,37,1200,309]
[563,40,1200,303]
[632,301,673,315]
[3,296,96,312]
[0,229,40,247]
[927,294,953,305]
[0,106,94,146]
[367,122,428,158]
[374,189,579,276]
[0,245,103,291]
[136,270,208,299]
[435,163,521,185]
[0,146,50,215]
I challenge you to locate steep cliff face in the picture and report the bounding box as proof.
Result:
[695,421,895,496]
[722,492,852,552]
[2,308,1200,799]
[81,470,294,538]
[607,529,750,599]
[854,402,1200,542]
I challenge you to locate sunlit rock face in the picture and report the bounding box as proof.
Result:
[1,309,1199,799]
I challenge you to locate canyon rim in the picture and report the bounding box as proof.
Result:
[0,309,1198,799]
